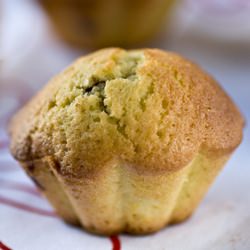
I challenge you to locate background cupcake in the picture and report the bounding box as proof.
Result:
[38,0,176,48]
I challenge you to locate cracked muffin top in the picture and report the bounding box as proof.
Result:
[9,48,244,176]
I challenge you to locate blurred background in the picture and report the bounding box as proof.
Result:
[0,0,250,249]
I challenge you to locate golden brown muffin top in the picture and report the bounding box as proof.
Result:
[9,48,244,176]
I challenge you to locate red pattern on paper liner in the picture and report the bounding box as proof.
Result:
[0,180,41,197]
[110,235,121,250]
[0,194,57,217]
[0,139,8,150]
[0,242,12,250]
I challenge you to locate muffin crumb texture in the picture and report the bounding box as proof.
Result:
[9,48,244,235]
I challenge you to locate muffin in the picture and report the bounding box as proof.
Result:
[39,0,176,48]
[9,48,244,235]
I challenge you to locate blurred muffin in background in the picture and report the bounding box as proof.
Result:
[39,0,176,48]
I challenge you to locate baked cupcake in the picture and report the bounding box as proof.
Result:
[39,0,176,48]
[9,48,244,235]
